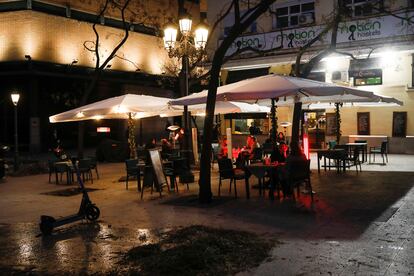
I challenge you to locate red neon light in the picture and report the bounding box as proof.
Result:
[303,134,310,160]
[97,127,111,133]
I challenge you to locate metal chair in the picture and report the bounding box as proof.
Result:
[88,156,99,179]
[279,158,313,201]
[48,160,56,183]
[78,158,93,183]
[54,162,72,185]
[125,159,140,190]
[345,147,362,172]
[164,158,188,192]
[217,158,245,198]
[369,141,388,164]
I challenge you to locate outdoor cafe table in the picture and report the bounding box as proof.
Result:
[345,142,368,162]
[315,149,347,173]
[245,163,282,200]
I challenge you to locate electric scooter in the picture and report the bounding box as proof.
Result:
[39,163,100,235]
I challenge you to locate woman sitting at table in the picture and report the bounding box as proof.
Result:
[218,137,228,159]
[235,136,260,167]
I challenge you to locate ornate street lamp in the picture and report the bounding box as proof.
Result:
[163,10,208,178]
[10,93,20,172]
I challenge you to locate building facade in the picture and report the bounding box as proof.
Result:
[207,0,414,153]
[0,0,202,152]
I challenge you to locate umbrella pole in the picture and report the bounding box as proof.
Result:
[335,102,342,144]
[139,119,143,146]
[270,98,278,152]
[128,113,137,159]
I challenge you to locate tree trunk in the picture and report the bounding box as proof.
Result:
[198,0,276,203]
[198,49,226,203]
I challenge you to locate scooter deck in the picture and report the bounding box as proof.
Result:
[52,213,85,227]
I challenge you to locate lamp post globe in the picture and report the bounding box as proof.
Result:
[163,22,178,51]
[10,93,20,172]
[194,22,209,50]
[11,93,20,106]
[178,12,192,35]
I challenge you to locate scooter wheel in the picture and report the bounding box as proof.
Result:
[39,216,55,235]
[85,205,100,221]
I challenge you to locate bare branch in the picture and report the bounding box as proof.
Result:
[331,49,357,60]
[83,41,96,52]
[98,0,132,71]
[92,0,111,70]
[295,8,341,77]
[114,53,140,69]
[208,2,234,43]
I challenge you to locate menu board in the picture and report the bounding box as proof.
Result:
[392,112,407,137]
[357,112,370,135]
[148,149,167,190]
[325,113,337,136]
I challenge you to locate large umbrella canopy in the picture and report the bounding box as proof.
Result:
[169,75,401,106]
[49,94,176,123]
[49,94,271,123]
[161,101,270,117]
[304,95,403,109]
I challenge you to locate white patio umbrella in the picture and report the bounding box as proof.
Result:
[160,101,270,117]
[169,74,403,155]
[169,75,402,106]
[49,95,270,122]
[49,94,176,123]
[49,94,180,159]
[304,95,403,109]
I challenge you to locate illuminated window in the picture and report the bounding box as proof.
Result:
[272,1,315,29]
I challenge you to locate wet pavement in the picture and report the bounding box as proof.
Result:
[0,154,413,275]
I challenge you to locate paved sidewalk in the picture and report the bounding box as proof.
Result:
[0,155,413,275]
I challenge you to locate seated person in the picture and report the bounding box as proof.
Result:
[218,137,228,159]
[236,136,260,167]
[161,138,172,156]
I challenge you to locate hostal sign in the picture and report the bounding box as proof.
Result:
[224,12,414,56]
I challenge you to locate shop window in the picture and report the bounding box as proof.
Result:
[342,0,383,17]
[272,1,315,29]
